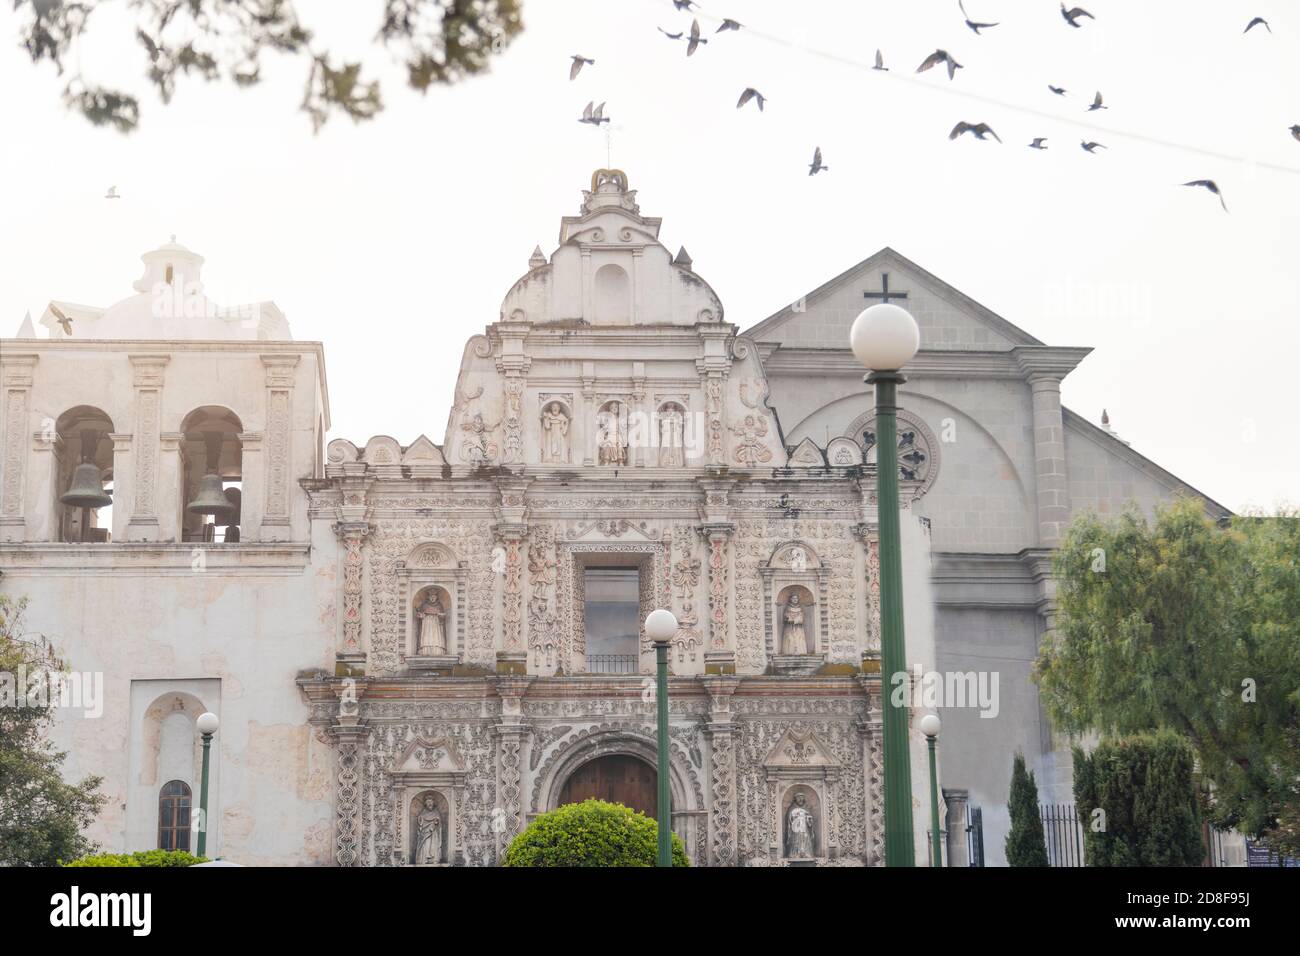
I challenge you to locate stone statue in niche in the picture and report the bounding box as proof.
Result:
[597,402,628,466]
[782,592,809,655]
[413,794,444,865]
[658,405,684,466]
[415,589,449,656]
[541,403,570,464]
[786,793,815,859]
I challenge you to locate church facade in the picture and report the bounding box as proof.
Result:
[0,170,1227,866]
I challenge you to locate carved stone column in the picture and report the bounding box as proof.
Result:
[853,521,882,657]
[493,676,533,862]
[703,675,740,867]
[125,355,169,542]
[157,431,183,542]
[495,477,530,674]
[0,353,37,541]
[631,363,646,468]
[581,362,595,467]
[260,354,300,542]
[331,718,370,867]
[943,787,969,868]
[236,432,263,540]
[107,433,131,542]
[858,676,885,866]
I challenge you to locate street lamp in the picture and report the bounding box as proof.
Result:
[921,713,942,868]
[644,608,678,868]
[850,302,920,867]
[195,711,219,858]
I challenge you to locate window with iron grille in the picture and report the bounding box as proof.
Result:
[584,567,639,673]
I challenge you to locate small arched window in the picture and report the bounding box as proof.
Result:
[157,780,192,851]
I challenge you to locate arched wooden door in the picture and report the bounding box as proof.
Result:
[557,754,657,818]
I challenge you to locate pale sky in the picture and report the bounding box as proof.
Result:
[2,0,1296,513]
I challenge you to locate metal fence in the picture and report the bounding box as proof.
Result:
[1040,803,1086,867]
[1038,803,1233,867]
[967,805,985,867]
[585,654,638,674]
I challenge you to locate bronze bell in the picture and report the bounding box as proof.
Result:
[186,430,233,519]
[186,472,233,518]
[61,461,112,509]
[61,429,112,509]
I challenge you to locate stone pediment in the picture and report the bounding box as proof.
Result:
[744,246,1044,353]
[393,737,467,776]
[788,437,825,468]
[762,729,839,771]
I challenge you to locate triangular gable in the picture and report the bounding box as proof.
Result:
[762,728,839,770]
[744,247,1043,352]
[1062,407,1232,519]
[393,736,467,775]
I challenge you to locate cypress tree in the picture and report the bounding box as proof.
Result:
[1006,752,1049,866]
[1074,732,1203,866]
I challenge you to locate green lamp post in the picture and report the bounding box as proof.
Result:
[850,302,921,867]
[195,711,219,858]
[921,713,943,867]
[645,608,678,868]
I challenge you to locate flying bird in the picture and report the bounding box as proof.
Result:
[569,55,594,80]
[959,1,999,34]
[579,101,609,125]
[808,147,828,175]
[49,303,73,336]
[1080,140,1106,152]
[1028,138,1048,149]
[658,27,684,40]
[950,121,1001,142]
[737,87,766,111]
[1183,180,1228,211]
[917,49,963,81]
[1244,17,1271,34]
[105,185,119,199]
[1060,4,1094,27]
[1048,85,1067,96]
[1290,124,1300,141]
[1088,91,1107,111]
[716,19,742,32]
[673,0,697,10]
[685,18,708,55]
[873,49,888,71]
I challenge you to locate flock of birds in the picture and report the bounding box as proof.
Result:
[571,1,1300,211]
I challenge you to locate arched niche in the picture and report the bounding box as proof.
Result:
[760,542,828,665]
[408,790,451,865]
[655,401,688,467]
[179,405,244,543]
[397,543,467,668]
[594,263,631,324]
[538,398,573,465]
[53,405,116,543]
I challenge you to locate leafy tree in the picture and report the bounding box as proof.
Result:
[504,799,690,867]
[1037,499,1300,856]
[1005,752,1049,866]
[1073,732,1204,866]
[14,0,524,133]
[0,595,106,866]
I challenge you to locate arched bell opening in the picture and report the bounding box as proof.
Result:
[54,405,115,543]
[179,406,243,543]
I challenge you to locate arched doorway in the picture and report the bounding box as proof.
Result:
[557,754,657,818]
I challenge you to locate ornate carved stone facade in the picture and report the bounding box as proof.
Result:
[300,172,895,865]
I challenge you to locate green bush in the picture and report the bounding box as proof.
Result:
[63,849,207,867]
[1073,731,1204,866]
[1005,752,1049,867]
[504,799,689,867]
